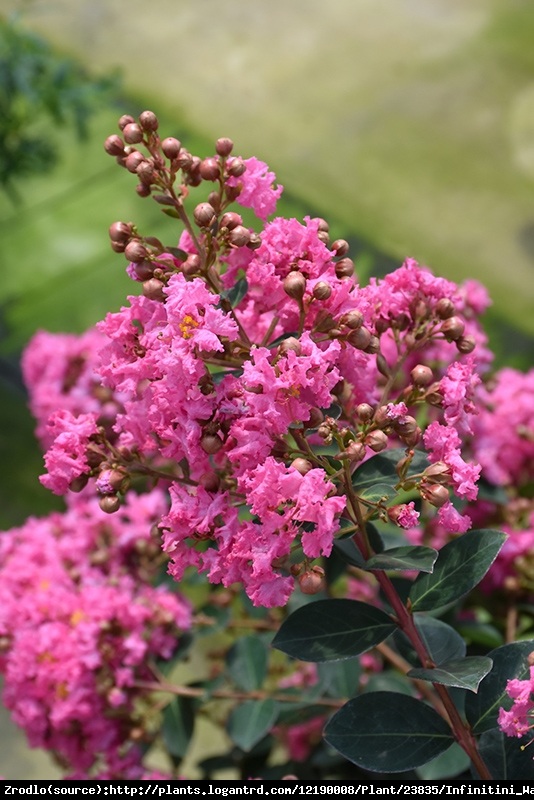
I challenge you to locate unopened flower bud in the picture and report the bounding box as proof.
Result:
[346,441,366,463]
[283,271,306,301]
[441,316,465,341]
[69,474,89,493]
[278,336,302,356]
[425,382,444,407]
[317,230,330,245]
[402,427,422,447]
[99,495,121,514]
[456,335,476,354]
[176,150,193,170]
[331,239,349,257]
[142,278,165,301]
[134,260,154,281]
[216,137,234,156]
[291,458,313,475]
[139,110,159,131]
[335,258,354,279]
[136,183,151,198]
[299,567,325,595]
[125,240,148,262]
[228,225,251,247]
[123,123,144,144]
[125,151,145,173]
[317,424,332,441]
[136,160,155,185]
[394,415,418,437]
[110,240,126,253]
[304,407,324,429]
[201,434,223,454]
[118,114,135,131]
[343,310,364,330]
[104,135,125,156]
[422,483,450,508]
[314,218,329,233]
[411,364,433,387]
[227,157,246,177]
[220,212,242,231]
[376,353,390,378]
[347,326,371,350]
[290,562,304,577]
[199,472,221,492]
[161,137,181,159]
[183,254,201,276]
[199,157,220,181]
[364,430,388,452]
[194,202,216,228]
[436,298,455,319]
[357,403,374,422]
[247,232,262,250]
[109,221,132,244]
[312,281,332,301]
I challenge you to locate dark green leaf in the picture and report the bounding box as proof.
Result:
[333,536,366,569]
[162,207,180,218]
[267,331,299,348]
[226,635,268,691]
[366,546,438,573]
[465,640,534,735]
[320,402,342,420]
[324,692,454,772]
[472,729,534,779]
[222,277,249,308]
[415,615,466,665]
[363,671,416,696]
[271,599,397,662]
[367,521,385,553]
[226,699,278,752]
[359,483,397,504]
[162,695,195,759]
[318,658,362,699]
[165,246,188,260]
[476,477,509,505]
[197,604,231,637]
[457,620,504,649]
[409,529,507,612]
[352,448,429,492]
[407,656,493,692]
[416,743,470,779]
[211,368,244,385]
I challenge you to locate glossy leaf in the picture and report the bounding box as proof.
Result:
[223,277,248,308]
[472,729,534,779]
[407,656,493,692]
[416,743,470,780]
[226,699,278,752]
[162,695,195,759]
[366,545,438,573]
[333,537,366,569]
[352,448,429,492]
[271,599,397,662]
[226,635,268,691]
[359,483,397,504]
[320,402,342,420]
[318,658,362,699]
[465,640,534,734]
[393,615,466,668]
[324,692,454,772]
[409,529,507,612]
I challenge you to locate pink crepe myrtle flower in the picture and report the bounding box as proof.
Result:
[226,156,283,221]
[439,355,480,436]
[498,666,534,739]
[40,410,100,495]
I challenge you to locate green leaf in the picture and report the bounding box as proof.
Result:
[465,640,534,735]
[333,537,366,569]
[226,635,268,691]
[409,529,507,612]
[457,620,504,649]
[161,695,195,759]
[359,483,397,504]
[476,477,509,505]
[165,246,188,260]
[222,277,248,308]
[324,692,454,772]
[320,402,342,420]
[472,729,534,779]
[318,659,363,699]
[352,448,429,492]
[416,743,470,779]
[226,699,278,752]
[407,656,493,692]
[415,615,467,664]
[271,599,397,662]
[366,545,438,573]
[162,207,180,218]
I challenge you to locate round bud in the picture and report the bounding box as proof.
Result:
[456,335,476,354]
[104,135,125,156]
[135,183,151,198]
[411,364,434,387]
[247,232,262,250]
[86,443,107,468]
[394,415,418,437]
[356,403,374,422]
[394,313,411,332]
[436,298,455,319]
[312,281,332,301]
[346,441,366,463]
[124,240,148,263]
[136,161,155,185]
[227,157,246,177]
[220,212,242,231]
[194,202,216,228]
[201,434,223,455]
[441,316,465,341]
[182,254,201,276]
[99,495,121,514]
[283,271,306,301]
[343,310,364,330]
[347,326,371,350]
[335,258,354,279]
[118,114,135,131]
[299,567,325,595]
[138,110,159,131]
[331,238,349,256]
[364,430,388,452]
[69,473,89,493]
[216,137,234,157]
[228,225,251,247]
[134,260,154,281]
[364,335,380,355]
[161,137,181,159]
[423,462,451,482]
[304,407,324,429]
[199,157,220,181]
[176,150,193,170]
[125,151,145,174]
[207,191,221,212]
[109,221,132,243]
[313,218,329,233]
[291,458,313,475]
[199,472,221,493]
[142,278,165,301]
[317,230,330,245]
[403,427,422,447]
[278,336,302,357]
[123,123,144,144]
[110,240,126,253]
[375,318,390,334]
[422,484,450,508]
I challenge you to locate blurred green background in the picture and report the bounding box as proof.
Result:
[1,0,534,778]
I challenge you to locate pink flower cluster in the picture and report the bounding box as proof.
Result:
[498,665,534,740]
[0,490,191,776]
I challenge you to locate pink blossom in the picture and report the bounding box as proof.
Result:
[226,156,283,220]
[437,502,472,533]
[439,356,480,435]
[40,410,99,495]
